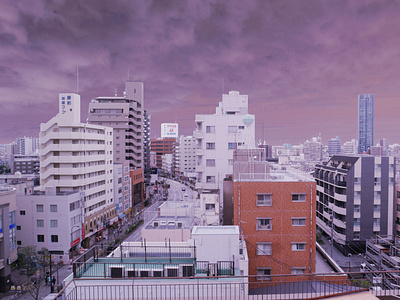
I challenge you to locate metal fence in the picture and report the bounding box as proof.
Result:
[52,270,400,300]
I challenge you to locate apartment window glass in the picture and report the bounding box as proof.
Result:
[374,205,380,213]
[292,243,306,251]
[206,143,215,150]
[257,218,272,230]
[228,142,237,150]
[257,243,272,255]
[291,268,306,275]
[228,126,237,133]
[205,204,215,211]
[373,218,380,227]
[50,220,58,228]
[292,218,306,226]
[354,232,360,240]
[36,204,44,212]
[17,225,21,230]
[257,194,272,206]
[228,159,233,166]
[206,176,215,183]
[292,194,306,202]
[37,235,44,242]
[354,205,360,213]
[256,268,271,281]
[354,218,360,227]
[51,235,59,243]
[37,220,44,227]
[50,205,57,212]
[20,210,26,215]
[206,126,215,133]
[206,159,215,167]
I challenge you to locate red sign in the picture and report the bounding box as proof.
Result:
[70,238,80,248]
[82,226,85,240]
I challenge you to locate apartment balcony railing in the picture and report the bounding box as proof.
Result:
[51,270,400,300]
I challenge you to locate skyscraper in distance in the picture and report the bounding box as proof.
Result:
[358,94,374,154]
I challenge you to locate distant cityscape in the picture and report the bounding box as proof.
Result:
[1,84,400,299]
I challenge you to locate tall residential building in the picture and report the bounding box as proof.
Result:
[303,135,323,161]
[40,93,115,248]
[233,149,316,281]
[194,91,255,202]
[0,186,17,292]
[328,136,341,156]
[88,81,144,169]
[177,135,196,176]
[15,136,39,155]
[358,94,374,154]
[314,155,395,253]
[143,110,151,178]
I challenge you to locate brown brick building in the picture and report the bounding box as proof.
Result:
[150,138,176,169]
[232,149,316,281]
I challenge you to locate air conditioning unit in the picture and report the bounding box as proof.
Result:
[165,266,179,277]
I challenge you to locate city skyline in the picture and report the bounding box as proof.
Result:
[1,1,400,145]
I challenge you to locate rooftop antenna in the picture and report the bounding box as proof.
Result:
[76,66,79,94]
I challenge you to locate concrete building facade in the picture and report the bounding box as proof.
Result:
[39,93,115,248]
[314,155,395,253]
[194,91,255,210]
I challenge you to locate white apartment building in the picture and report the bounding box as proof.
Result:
[16,186,82,262]
[194,91,255,204]
[177,135,196,176]
[162,153,173,174]
[39,93,115,248]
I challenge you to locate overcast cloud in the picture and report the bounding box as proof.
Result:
[1,0,400,145]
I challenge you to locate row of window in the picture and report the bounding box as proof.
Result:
[205,125,245,134]
[256,267,305,280]
[256,218,307,230]
[37,235,58,243]
[20,204,57,215]
[257,194,306,206]
[256,242,306,256]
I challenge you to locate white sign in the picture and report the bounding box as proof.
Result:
[161,123,178,138]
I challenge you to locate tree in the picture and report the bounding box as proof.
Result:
[18,246,51,300]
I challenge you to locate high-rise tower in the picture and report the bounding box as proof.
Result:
[358,94,374,154]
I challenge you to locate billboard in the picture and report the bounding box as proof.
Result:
[161,123,179,138]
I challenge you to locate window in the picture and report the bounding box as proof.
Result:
[354,205,360,213]
[51,235,59,243]
[374,205,380,213]
[17,225,21,230]
[354,218,360,227]
[257,194,272,206]
[50,205,57,212]
[292,243,306,251]
[205,204,215,211]
[206,176,215,183]
[291,268,306,275]
[37,235,44,242]
[20,210,26,215]
[257,243,272,255]
[256,268,271,281]
[228,159,233,166]
[206,126,215,133]
[292,218,306,226]
[238,125,245,130]
[354,232,360,240]
[228,142,237,150]
[206,143,215,150]
[228,126,237,133]
[373,218,380,227]
[206,159,215,167]
[292,194,306,202]
[257,218,272,230]
[50,220,58,228]
[37,220,44,227]
[36,204,44,212]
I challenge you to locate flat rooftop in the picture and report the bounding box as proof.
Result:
[192,226,239,235]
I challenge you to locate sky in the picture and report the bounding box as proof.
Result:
[1,0,400,146]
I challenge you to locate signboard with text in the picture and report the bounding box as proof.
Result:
[161,123,178,138]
